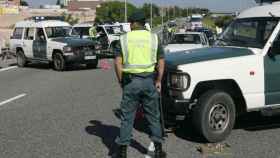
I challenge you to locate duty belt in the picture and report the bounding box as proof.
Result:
[123,72,155,79]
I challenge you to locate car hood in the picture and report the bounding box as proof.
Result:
[165,47,254,68]
[50,37,94,47]
[165,44,204,52]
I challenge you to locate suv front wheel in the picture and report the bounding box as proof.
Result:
[17,50,27,67]
[192,89,236,143]
[53,53,66,71]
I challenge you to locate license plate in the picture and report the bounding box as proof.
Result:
[85,56,96,60]
[84,51,93,56]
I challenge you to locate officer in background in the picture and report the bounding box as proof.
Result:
[89,24,97,38]
[114,11,166,158]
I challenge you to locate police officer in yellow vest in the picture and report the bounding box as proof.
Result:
[114,11,166,158]
[89,25,97,38]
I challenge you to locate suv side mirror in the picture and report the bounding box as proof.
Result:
[39,35,46,41]
[268,41,280,56]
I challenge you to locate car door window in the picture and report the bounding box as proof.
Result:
[24,28,35,40]
[272,33,280,53]
[263,21,278,42]
[36,28,46,41]
[201,34,207,45]
[12,28,24,39]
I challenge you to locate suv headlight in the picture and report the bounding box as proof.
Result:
[168,72,190,91]
[63,46,73,52]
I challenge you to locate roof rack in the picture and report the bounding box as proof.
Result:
[25,16,64,22]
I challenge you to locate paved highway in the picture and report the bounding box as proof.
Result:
[1,62,280,158]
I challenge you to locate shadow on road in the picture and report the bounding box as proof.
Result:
[85,120,147,157]
[174,112,280,143]
[235,112,280,131]
[113,108,151,135]
[174,119,207,143]
[25,63,101,71]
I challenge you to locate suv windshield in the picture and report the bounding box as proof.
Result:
[171,34,201,44]
[105,26,123,35]
[191,18,202,22]
[45,27,71,38]
[71,27,90,36]
[216,18,279,48]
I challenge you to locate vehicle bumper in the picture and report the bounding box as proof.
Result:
[96,50,115,58]
[64,54,97,64]
[162,96,190,125]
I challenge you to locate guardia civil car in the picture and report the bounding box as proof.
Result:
[10,18,99,71]
[163,2,280,142]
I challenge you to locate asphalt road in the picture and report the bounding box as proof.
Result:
[1,62,280,158]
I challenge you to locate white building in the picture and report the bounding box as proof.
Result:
[59,0,70,7]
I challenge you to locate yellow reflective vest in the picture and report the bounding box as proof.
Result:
[120,30,158,74]
[89,27,97,37]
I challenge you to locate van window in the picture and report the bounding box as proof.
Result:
[24,28,35,40]
[12,28,24,39]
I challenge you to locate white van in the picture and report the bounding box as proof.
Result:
[190,14,203,30]
[163,2,280,142]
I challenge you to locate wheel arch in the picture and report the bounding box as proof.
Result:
[191,79,247,116]
[52,49,63,59]
[16,47,24,54]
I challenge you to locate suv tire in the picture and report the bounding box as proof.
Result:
[17,50,27,67]
[86,59,98,69]
[192,89,236,143]
[53,53,66,71]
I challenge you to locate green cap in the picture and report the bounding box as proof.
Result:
[129,10,145,24]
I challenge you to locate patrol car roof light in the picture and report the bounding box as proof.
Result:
[34,16,45,22]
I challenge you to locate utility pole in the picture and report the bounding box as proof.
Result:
[167,6,170,21]
[161,7,164,26]
[124,0,127,22]
[150,0,153,28]
[173,6,176,18]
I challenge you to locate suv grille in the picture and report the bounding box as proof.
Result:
[74,46,95,56]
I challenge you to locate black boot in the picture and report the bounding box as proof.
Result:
[116,145,127,158]
[154,142,166,158]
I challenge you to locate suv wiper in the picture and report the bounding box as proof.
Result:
[216,38,231,46]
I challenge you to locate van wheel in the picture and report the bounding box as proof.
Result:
[86,59,98,69]
[17,50,27,67]
[53,53,66,71]
[192,90,236,143]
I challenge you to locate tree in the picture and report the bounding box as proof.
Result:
[214,16,234,28]
[20,0,29,6]
[61,12,79,25]
[141,3,160,20]
[95,1,138,23]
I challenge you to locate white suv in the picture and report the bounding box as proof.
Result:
[10,19,99,71]
[163,3,280,142]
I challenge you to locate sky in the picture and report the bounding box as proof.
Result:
[25,0,257,12]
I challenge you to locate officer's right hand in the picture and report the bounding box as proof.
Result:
[155,80,161,93]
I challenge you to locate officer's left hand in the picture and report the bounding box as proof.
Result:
[155,81,161,93]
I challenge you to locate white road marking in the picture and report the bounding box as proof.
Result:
[0,66,17,72]
[0,93,26,107]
